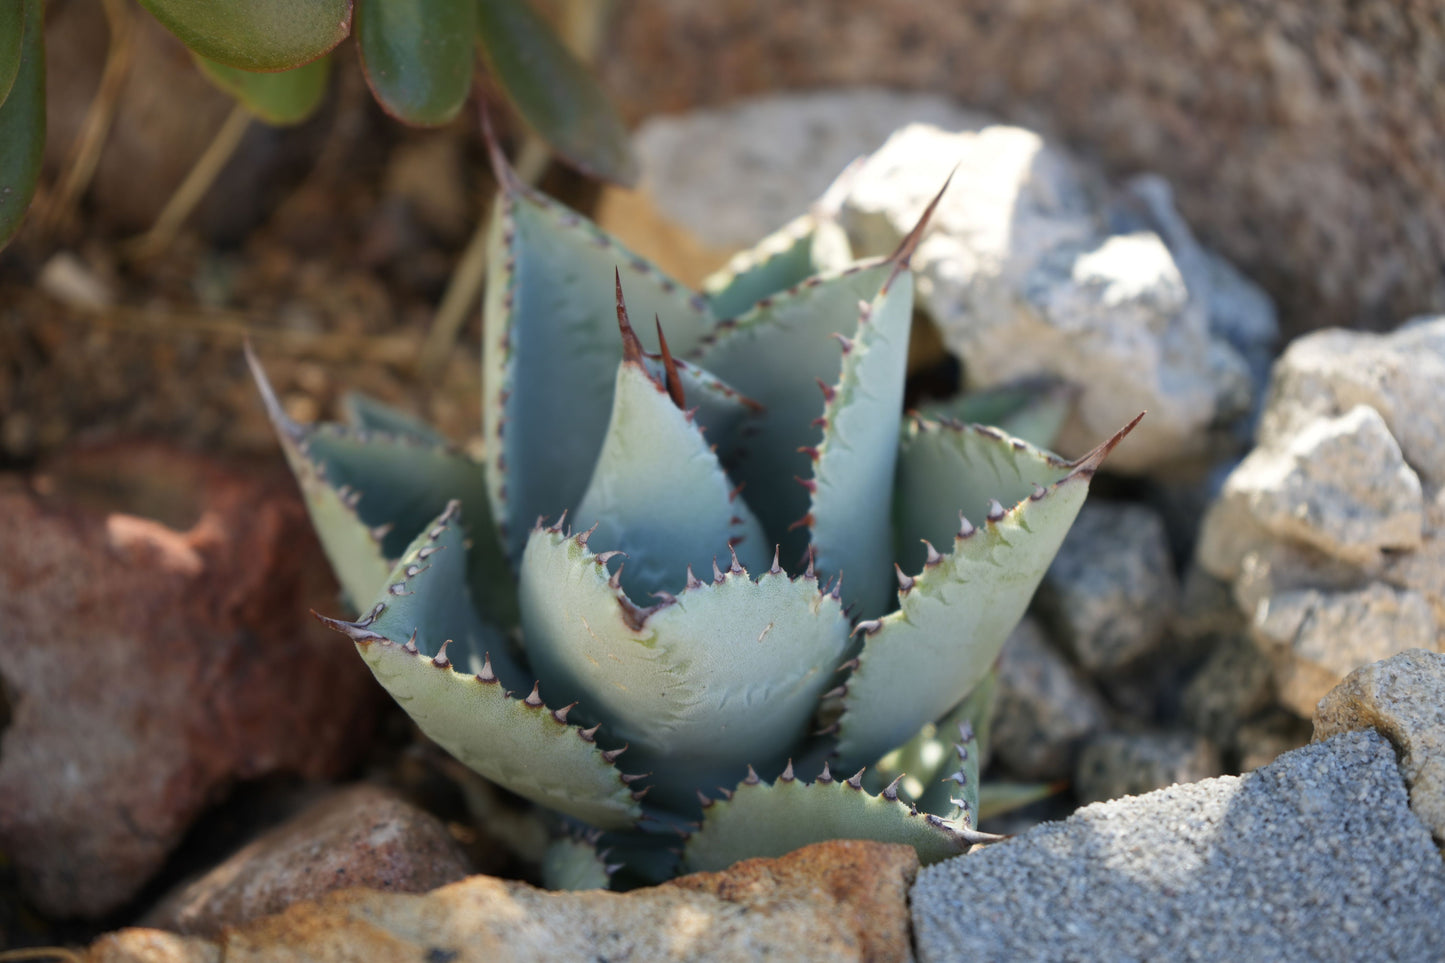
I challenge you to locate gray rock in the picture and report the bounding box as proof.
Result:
[990,618,1110,781]
[1251,582,1439,717]
[1181,633,1276,748]
[1074,730,1222,804]
[1314,649,1445,849]
[834,122,1267,473]
[912,730,1445,963]
[1034,501,1180,674]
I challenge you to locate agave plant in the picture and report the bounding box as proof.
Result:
[249,150,1139,887]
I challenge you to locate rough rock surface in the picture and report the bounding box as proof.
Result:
[1074,731,1222,805]
[1035,501,1179,672]
[144,785,471,937]
[0,445,381,917]
[88,840,918,963]
[602,1,1445,335]
[913,730,1445,962]
[990,619,1109,781]
[1314,649,1445,849]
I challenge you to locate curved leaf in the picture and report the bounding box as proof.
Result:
[832,416,1141,771]
[356,0,473,126]
[482,179,715,562]
[871,669,995,822]
[323,506,644,830]
[0,0,23,109]
[0,0,43,250]
[342,392,449,447]
[804,272,913,618]
[474,0,636,185]
[518,526,851,808]
[682,764,974,873]
[918,378,1076,451]
[542,836,613,891]
[139,0,352,72]
[691,261,893,565]
[573,354,768,600]
[702,214,854,320]
[196,54,331,126]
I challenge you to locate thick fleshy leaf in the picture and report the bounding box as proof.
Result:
[682,764,976,873]
[542,836,613,891]
[195,55,330,126]
[249,348,514,625]
[833,416,1142,771]
[518,526,851,807]
[139,0,352,71]
[0,0,43,251]
[690,261,893,564]
[482,179,715,562]
[474,0,636,185]
[0,0,23,108]
[919,378,1075,451]
[342,392,449,447]
[573,355,768,600]
[322,506,644,829]
[701,214,854,320]
[356,0,473,126]
[804,272,913,618]
[870,669,995,822]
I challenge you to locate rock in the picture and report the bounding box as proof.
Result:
[88,840,918,963]
[1314,649,1445,848]
[990,618,1109,781]
[0,444,382,917]
[1233,711,1312,773]
[1074,731,1222,804]
[1181,633,1276,748]
[1217,405,1423,567]
[913,730,1445,962]
[602,2,1445,335]
[833,121,1263,473]
[1034,502,1180,674]
[1251,583,1438,718]
[144,785,471,937]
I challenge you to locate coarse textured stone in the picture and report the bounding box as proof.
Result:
[912,730,1445,963]
[1314,649,1445,848]
[1250,582,1439,718]
[88,840,918,963]
[144,785,472,937]
[1181,632,1276,749]
[1034,501,1180,673]
[0,444,382,918]
[1074,730,1222,804]
[602,1,1445,336]
[990,619,1109,781]
[1232,710,1313,773]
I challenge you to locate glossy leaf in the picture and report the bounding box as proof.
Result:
[195,55,330,126]
[356,0,473,126]
[140,0,352,72]
[474,0,637,185]
[482,178,714,562]
[518,526,850,807]
[833,416,1141,771]
[323,506,644,829]
[0,0,23,108]
[0,0,43,250]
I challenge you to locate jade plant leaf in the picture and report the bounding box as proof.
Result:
[139,0,352,72]
[0,0,43,251]
[326,503,645,829]
[356,0,474,126]
[474,0,637,186]
[0,0,23,109]
[195,55,331,126]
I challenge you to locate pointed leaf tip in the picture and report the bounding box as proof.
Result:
[1069,411,1147,476]
[885,169,955,291]
[655,316,686,410]
[614,270,646,365]
[479,100,521,193]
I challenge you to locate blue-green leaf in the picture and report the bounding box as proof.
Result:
[701,213,854,321]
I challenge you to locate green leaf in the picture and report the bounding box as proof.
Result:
[542,836,613,891]
[872,670,996,822]
[482,181,715,563]
[0,0,23,109]
[518,526,851,808]
[195,54,331,126]
[356,0,474,126]
[701,214,854,320]
[139,0,352,72]
[833,416,1142,772]
[0,0,43,251]
[342,392,449,447]
[573,356,768,600]
[918,378,1076,451]
[682,764,973,873]
[323,506,644,830]
[691,261,893,565]
[804,272,913,619]
[474,0,637,185]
